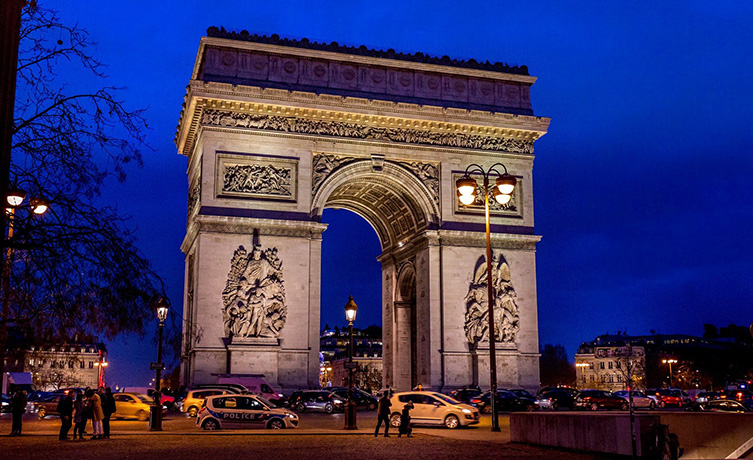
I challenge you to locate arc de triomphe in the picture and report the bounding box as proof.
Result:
[176,29,550,392]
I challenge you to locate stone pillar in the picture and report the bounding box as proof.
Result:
[394,300,413,391]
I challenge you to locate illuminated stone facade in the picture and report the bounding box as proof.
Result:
[177,32,549,392]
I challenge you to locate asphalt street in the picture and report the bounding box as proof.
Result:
[0,411,618,459]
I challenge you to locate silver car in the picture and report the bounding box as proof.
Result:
[614,390,655,409]
[389,391,480,429]
[197,394,298,430]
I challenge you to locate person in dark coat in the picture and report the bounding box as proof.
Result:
[57,392,74,440]
[10,390,27,436]
[101,387,116,439]
[374,391,392,437]
[73,392,87,440]
[397,401,413,438]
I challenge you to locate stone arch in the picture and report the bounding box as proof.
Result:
[311,159,439,250]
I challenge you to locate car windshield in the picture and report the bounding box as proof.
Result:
[433,393,460,405]
[135,395,151,404]
[255,396,273,409]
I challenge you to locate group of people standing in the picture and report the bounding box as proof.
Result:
[374,390,413,438]
[56,387,117,441]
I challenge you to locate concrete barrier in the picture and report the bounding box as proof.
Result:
[511,412,753,459]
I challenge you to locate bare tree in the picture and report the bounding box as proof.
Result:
[0,3,164,379]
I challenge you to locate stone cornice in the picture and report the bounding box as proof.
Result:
[176,84,550,157]
[438,230,541,250]
[188,214,327,242]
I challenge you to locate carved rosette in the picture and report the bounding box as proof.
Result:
[463,252,520,344]
[221,245,287,339]
[202,109,534,154]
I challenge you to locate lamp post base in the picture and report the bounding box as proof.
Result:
[343,401,358,430]
[148,404,163,431]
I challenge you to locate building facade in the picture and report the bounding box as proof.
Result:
[574,343,645,391]
[177,30,550,392]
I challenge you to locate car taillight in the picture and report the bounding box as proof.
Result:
[470,398,481,403]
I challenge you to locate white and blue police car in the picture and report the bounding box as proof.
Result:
[197,394,298,430]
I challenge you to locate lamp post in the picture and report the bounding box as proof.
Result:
[343,295,358,430]
[0,186,49,391]
[575,362,589,388]
[456,163,516,433]
[149,297,169,431]
[662,359,677,387]
[93,359,108,388]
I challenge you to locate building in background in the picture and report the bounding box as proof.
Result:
[320,326,382,392]
[575,328,753,391]
[5,335,107,391]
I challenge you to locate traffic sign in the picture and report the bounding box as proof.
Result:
[150,362,165,370]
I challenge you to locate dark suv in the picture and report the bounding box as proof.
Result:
[470,390,536,413]
[575,390,628,411]
[449,387,484,404]
[329,387,378,411]
[537,388,578,410]
[286,390,344,414]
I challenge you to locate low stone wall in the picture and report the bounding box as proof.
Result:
[658,412,753,459]
[510,412,660,457]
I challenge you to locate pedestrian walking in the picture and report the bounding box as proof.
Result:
[374,391,392,437]
[73,392,87,440]
[57,392,74,440]
[87,389,105,439]
[102,387,116,439]
[9,390,27,436]
[397,401,413,438]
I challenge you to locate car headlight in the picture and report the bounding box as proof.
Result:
[333,399,344,404]
[462,408,471,414]
[278,394,284,397]
[285,412,296,418]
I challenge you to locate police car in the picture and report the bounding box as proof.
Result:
[197,394,299,430]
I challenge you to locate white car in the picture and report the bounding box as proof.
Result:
[197,394,298,430]
[389,391,479,429]
[614,390,656,409]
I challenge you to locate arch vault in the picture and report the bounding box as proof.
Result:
[176,30,550,392]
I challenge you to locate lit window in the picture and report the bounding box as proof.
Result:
[608,362,613,369]
[80,361,85,369]
[600,362,605,370]
[89,361,94,369]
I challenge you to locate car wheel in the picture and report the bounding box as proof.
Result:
[482,404,492,414]
[390,413,401,427]
[526,404,536,412]
[552,402,559,411]
[295,402,306,413]
[660,401,666,408]
[444,414,460,429]
[268,418,285,430]
[188,406,198,417]
[649,401,656,410]
[367,402,377,411]
[324,403,335,414]
[678,401,683,408]
[37,408,46,419]
[620,402,628,411]
[202,419,220,430]
[590,403,599,411]
[137,410,148,421]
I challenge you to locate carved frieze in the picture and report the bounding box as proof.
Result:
[397,161,439,206]
[187,180,201,221]
[216,153,297,201]
[311,154,357,194]
[201,109,534,154]
[222,244,287,339]
[464,252,520,345]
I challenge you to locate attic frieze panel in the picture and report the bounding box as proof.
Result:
[215,152,298,202]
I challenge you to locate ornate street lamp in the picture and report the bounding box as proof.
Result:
[0,186,49,388]
[149,296,169,431]
[455,163,516,433]
[662,358,677,387]
[93,359,109,388]
[343,295,358,430]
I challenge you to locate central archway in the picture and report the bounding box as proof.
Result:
[313,158,438,390]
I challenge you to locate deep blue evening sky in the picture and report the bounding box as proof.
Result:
[40,1,753,387]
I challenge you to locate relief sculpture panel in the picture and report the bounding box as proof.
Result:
[464,252,520,345]
[216,153,297,201]
[222,245,287,339]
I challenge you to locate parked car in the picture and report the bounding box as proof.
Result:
[34,393,64,419]
[689,400,750,413]
[694,391,719,404]
[507,389,536,401]
[112,393,161,421]
[329,387,378,411]
[449,387,484,404]
[575,390,628,411]
[216,376,286,407]
[614,390,656,409]
[1,394,10,413]
[655,389,689,408]
[537,389,578,410]
[197,394,298,430]
[189,383,249,394]
[389,391,479,429]
[470,390,536,413]
[724,389,753,402]
[537,386,578,397]
[286,390,344,413]
[181,388,232,417]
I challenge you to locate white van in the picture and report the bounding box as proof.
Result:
[216,375,285,406]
